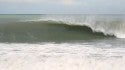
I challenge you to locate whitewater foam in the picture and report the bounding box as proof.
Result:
[0,42,125,70]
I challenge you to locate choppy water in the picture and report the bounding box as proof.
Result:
[0,14,125,70]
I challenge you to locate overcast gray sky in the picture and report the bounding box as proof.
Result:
[0,0,125,14]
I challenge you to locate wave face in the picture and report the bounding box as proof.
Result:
[0,21,112,43]
[0,14,125,42]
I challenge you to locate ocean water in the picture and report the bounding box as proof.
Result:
[0,14,125,70]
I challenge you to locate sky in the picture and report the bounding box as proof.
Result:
[0,0,125,14]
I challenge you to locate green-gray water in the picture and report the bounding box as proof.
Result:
[0,14,121,43]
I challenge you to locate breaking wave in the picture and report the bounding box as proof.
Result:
[27,14,125,38]
[1,14,125,42]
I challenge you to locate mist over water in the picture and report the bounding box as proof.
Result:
[0,14,125,70]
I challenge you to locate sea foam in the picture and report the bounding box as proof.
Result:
[0,43,125,70]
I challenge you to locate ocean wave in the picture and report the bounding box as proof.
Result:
[1,14,125,43]
[25,15,125,38]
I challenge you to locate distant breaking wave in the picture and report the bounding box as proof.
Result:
[26,14,125,38]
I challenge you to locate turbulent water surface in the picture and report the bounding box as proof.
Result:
[0,14,125,70]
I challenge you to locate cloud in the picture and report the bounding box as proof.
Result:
[0,0,44,3]
[0,0,76,5]
[61,0,84,6]
[0,0,125,14]
[62,0,74,5]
